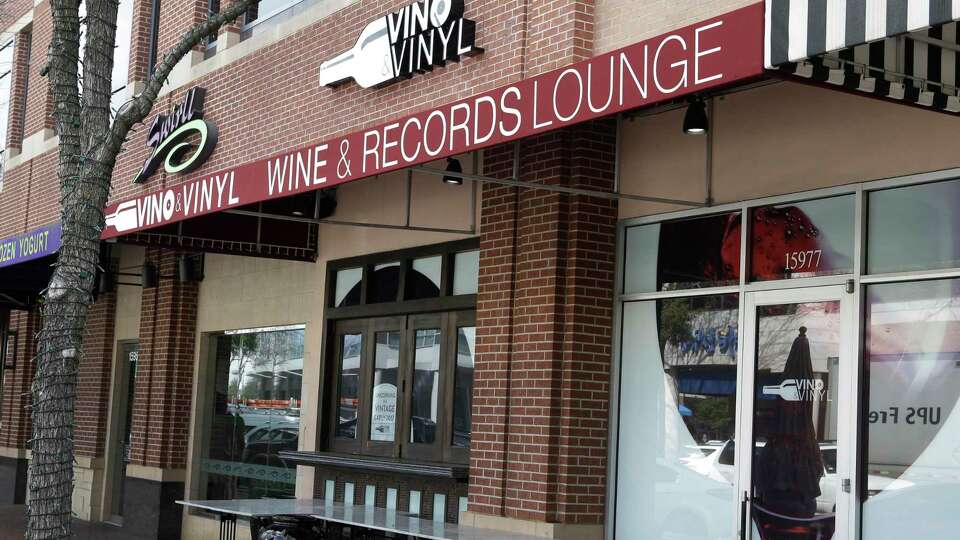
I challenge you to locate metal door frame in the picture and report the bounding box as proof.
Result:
[736,285,859,540]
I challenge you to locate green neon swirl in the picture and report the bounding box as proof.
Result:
[159,118,210,174]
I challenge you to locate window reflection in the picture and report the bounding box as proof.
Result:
[204,327,303,500]
[624,213,741,293]
[751,302,840,538]
[410,329,441,444]
[750,196,854,281]
[868,179,960,274]
[335,334,361,439]
[616,295,738,539]
[452,327,475,448]
[862,279,960,539]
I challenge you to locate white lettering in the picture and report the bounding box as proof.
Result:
[363,130,381,173]
[449,103,471,151]
[695,20,724,84]
[267,155,289,195]
[619,48,649,105]
[401,117,422,162]
[499,87,522,137]
[314,144,328,184]
[587,57,615,113]
[532,80,553,129]
[654,35,688,94]
[423,109,447,156]
[473,95,497,144]
[553,68,583,122]
[382,123,400,167]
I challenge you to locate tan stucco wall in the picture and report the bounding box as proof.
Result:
[113,245,143,341]
[181,157,478,537]
[594,0,757,55]
[619,81,960,219]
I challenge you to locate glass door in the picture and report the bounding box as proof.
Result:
[738,286,856,540]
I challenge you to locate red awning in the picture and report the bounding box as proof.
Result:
[102,4,764,240]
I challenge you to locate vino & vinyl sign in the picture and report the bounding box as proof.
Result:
[319,0,481,88]
[101,4,763,239]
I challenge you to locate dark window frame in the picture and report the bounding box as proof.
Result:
[323,239,479,465]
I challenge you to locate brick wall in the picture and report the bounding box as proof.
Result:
[469,118,616,525]
[0,0,614,229]
[6,29,32,153]
[75,292,117,459]
[128,248,198,468]
[129,0,157,82]
[593,0,755,55]
[22,0,52,137]
[0,309,40,449]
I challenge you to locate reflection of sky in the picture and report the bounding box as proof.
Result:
[869,181,960,273]
[775,195,854,268]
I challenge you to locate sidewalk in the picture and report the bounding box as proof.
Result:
[0,505,143,540]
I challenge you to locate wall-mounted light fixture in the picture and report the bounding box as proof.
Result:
[178,254,205,284]
[442,157,464,185]
[682,98,709,135]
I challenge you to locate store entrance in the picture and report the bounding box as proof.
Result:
[106,340,139,525]
[738,286,856,540]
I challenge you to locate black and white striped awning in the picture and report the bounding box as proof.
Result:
[765,1,960,114]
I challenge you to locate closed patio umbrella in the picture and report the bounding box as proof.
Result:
[755,326,825,518]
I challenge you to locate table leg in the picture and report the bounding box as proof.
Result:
[219,512,237,540]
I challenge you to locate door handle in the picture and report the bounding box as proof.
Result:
[740,491,749,540]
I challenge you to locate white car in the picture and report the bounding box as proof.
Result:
[688,440,908,513]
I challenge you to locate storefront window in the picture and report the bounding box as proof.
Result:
[624,212,741,293]
[615,295,738,539]
[452,327,475,449]
[750,195,854,281]
[370,262,401,303]
[862,279,960,538]
[334,268,362,307]
[203,326,303,500]
[410,329,441,444]
[370,331,400,442]
[327,241,476,462]
[335,333,361,439]
[868,179,960,274]
[453,250,480,295]
[408,256,442,300]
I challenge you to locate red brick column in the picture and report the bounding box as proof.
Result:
[0,308,40,448]
[467,119,617,535]
[75,292,118,459]
[6,29,32,153]
[129,248,198,469]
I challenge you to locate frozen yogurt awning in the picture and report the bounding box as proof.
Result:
[0,223,61,308]
[766,0,960,114]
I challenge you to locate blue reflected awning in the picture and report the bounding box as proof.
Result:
[677,368,737,396]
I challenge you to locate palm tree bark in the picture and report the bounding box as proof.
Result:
[29,0,257,538]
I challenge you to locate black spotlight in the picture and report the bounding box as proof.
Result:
[142,261,159,289]
[442,157,464,185]
[179,255,194,283]
[682,98,708,135]
[97,269,115,294]
[179,254,205,283]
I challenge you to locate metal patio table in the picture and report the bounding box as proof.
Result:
[177,498,543,540]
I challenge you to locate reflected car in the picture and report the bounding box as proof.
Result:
[242,423,299,467]
[688,440,908,513]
